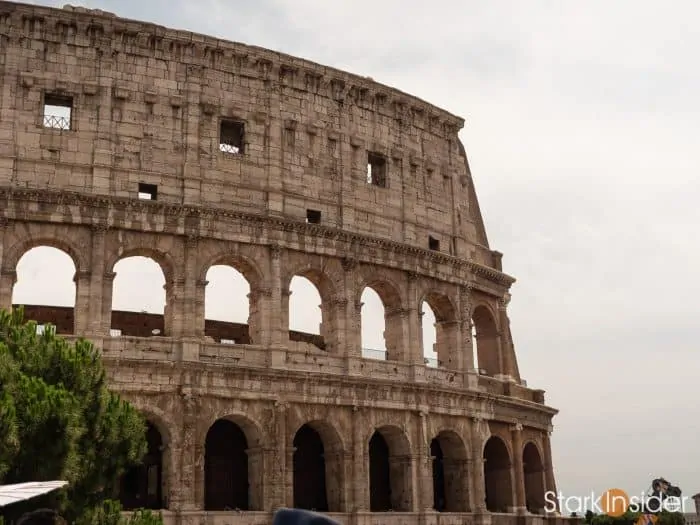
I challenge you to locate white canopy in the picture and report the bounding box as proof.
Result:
[0,481,68,507]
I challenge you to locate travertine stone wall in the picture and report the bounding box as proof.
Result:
[0,3,569,525]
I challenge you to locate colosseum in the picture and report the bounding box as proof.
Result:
[0,2,572,524]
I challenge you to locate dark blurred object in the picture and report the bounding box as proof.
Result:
[15,509,66,525]
[272,508,340,525]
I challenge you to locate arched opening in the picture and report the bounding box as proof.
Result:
[422,293,459,369]
[421,301,437,367]
[119,422,165,510]
[483,436,513,512]
[12,246,76,334]
[368,426,411,512]
[523,442,546,513]
[472,306,500,376]
[204,265,251,344]
[204,419,250,511]
[288,274,331,352]
[111,256,166,337]
[360,287,386,361]
[293,424,328,511]
[431,431,469,512]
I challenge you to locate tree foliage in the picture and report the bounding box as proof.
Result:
[0,308,162,524]
[587,509,685,525]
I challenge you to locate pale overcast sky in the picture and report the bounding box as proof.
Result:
[11,0,700,509]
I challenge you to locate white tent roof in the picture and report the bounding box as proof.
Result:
[0,481,68,507]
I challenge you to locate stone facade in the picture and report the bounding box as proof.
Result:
[0,2,574,525]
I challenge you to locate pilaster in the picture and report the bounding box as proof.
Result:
[511,423,527,515]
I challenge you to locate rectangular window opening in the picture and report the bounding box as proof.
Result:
[306,209,321,224]
[43,93,73,130]
[367,152,387,187]
[138,182,158,200]
[429,236,440,251]
[220,119,245,154]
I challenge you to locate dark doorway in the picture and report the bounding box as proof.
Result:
[204,419,249,510]
[431,438,446,511]
[119,422,164,510]
[483,436,513,512]
[369,431,391,511]
[293,424,328,511]
[523,443,546,513]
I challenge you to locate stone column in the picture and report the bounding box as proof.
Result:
[470,417,487,513]
[269,245,284,347]
[271,401,288,509]
[416,410,434,511]
[351,406,368,511]
[100,271,116,335]
[194,278,208,338]
[0,218,14,312]
[511,423,527,514]
[407,272,423,365]
[340,257,361,359]
[542,430,558,513]
[180,235,199,338]
[460,284,475,373]
[87,224,108,336]
[179,388,199,510]
[73,269,92,334]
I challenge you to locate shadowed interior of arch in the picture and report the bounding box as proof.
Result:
[523,442,546,513]
[430,430,469,512]
[368,426,411,513]
[483,435,514,512]
[118,421,165,510]
[472,305,500,377]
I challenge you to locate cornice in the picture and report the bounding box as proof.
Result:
[0,1,463,135]
[0,187,517,289]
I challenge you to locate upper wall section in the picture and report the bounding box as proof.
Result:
[0,1,498,266]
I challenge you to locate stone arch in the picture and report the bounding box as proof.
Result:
[284,260,343,353]
[119,421,166,510]
[523,441,546,513]
[2,235,89,274]
[357,272,405,362]
[199,253,265,344]
[368,424,412,512]
[107,248,176,337]
[420,290,459,369]
[483,435,514,512]
[291,419,345,512]
[203,413,265,511]
[430,429,470,512]
[120,402,177,510]
[472,304,500,376]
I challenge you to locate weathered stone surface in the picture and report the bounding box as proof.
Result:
[0,2,573,525]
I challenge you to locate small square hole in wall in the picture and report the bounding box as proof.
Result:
[306,209,321,224]
[138,183,157,200]
[220,119,245,154]
[429,236,440,251]
[43,93,73,130]
[367,152,387,187]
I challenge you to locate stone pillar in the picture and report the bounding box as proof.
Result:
[87,225,108,336]
[416,410,434,511]
[470,417,487,513]
[340,257,361,358]
[271,401,288,509]
[286,446,296,507]
[460,284,475,373]
[351,406,368,511]
[542,430,558,513]
[180,235,199,338]
[73,269,92,334]
[100,271,116,335]
[435,319,461,370]
[511,423,527,514]
[163,277,184,338]
[0,269,16,313]
[194,279,208,338]
[247,286,272,345]
[269,245,284,347]
[179,388,199,510]
[407,272,424,366]
[0,218,13,312]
